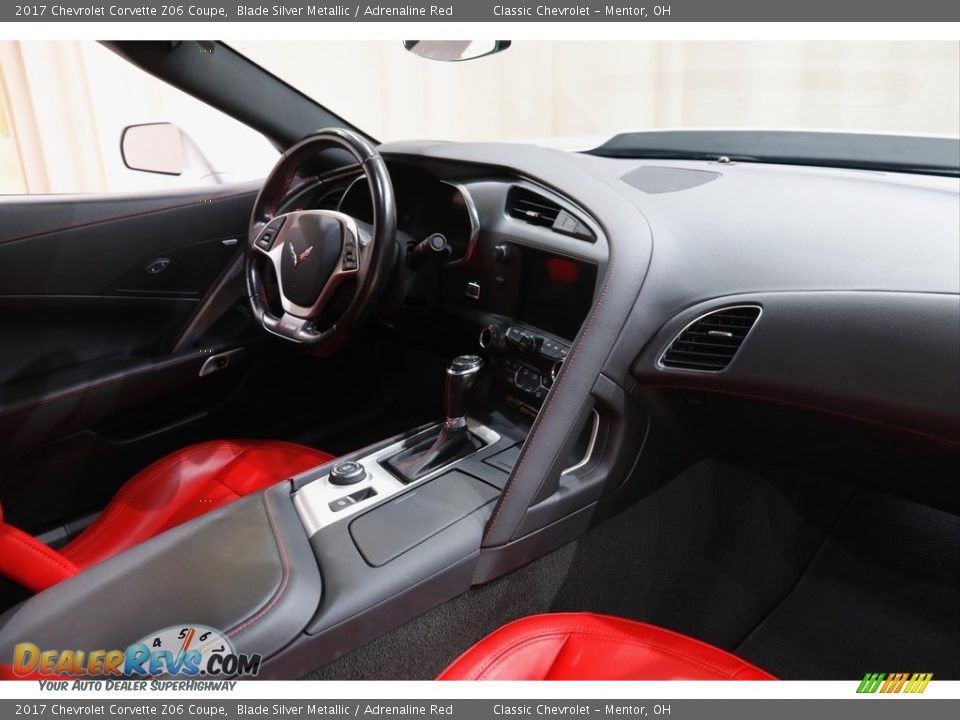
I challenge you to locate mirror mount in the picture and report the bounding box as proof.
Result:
[402,41,511,63]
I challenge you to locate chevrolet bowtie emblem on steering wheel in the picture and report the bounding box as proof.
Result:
[289,243,314,268]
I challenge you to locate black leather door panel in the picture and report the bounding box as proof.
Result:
[0,350,208,459]
[0,184,257,295]
[0,183,260,532]
[0,296,196,386]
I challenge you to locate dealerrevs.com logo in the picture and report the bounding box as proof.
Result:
[857,673,933,694]
[12,625,261,678]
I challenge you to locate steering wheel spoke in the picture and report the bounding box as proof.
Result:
[262,311,325,344]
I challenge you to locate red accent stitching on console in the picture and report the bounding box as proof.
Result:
[226,490,290,639]
[483,247,617,545]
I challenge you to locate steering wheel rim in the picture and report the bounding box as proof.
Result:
[246,128,397,354]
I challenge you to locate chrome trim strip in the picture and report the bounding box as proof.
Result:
[561,409,600,476]
[443,181,481,267]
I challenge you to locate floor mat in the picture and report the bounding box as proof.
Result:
[548,460,857,651]
[305,541,578,680]
[735,491,960,679]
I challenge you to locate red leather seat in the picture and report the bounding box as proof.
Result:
[438,613,775,681]
[0,440,333,593]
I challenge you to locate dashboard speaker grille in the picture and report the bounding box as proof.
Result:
[661,305,761,371]
[506,187,562,228]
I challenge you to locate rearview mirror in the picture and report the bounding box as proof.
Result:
[120,122,185,176]
[402,41,511,63]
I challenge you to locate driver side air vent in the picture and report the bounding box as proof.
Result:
[507,187,562,228]
[660,305,761,372]
[506,186,595,240]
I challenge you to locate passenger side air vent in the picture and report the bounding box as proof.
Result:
[660,306,761,372]
[506,186,594,240]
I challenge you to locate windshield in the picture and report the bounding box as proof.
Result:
[235,41,960,146]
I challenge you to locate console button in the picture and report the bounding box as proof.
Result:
[492,244,512,263]
[328,496,356,512]
[329,461,367,485]
[507,327,541,353]
[539,338,568,360]
[515,367,541,392]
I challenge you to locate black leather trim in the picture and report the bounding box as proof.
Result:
[0,482,321,665]
[0,350,207,460]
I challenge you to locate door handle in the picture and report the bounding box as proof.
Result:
[198,348,246,377]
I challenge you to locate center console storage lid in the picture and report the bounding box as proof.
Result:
[0,483,321,664]
[350,470,499,567]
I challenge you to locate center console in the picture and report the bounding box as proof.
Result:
[466,245,598,416]
[293,355,506,535]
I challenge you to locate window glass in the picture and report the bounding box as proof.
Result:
[0,41,278,195]
[238,40,960,146]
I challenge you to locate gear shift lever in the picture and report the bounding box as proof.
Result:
[384,355,485,483]
[444,355,483,428]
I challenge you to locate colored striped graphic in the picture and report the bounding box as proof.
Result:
[857,672,933,694]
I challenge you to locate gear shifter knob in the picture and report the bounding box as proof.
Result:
[444,355,483,426]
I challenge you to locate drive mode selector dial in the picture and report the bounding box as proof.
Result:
[329,461,367,485]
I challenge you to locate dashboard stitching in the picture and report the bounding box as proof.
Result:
[483,237,616,545]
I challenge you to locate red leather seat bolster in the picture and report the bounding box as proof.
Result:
[438,613,776,681]
[60,440,333,570]
[0,504,78,594]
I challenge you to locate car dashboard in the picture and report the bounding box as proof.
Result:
[344,141,960,447]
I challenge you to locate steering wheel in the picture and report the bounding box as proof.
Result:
[246,128,397,354]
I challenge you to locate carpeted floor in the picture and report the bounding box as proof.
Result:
[305,459,959,680]
[734,491,960,678]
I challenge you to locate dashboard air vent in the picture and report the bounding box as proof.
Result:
[660,306,761,371]
[507,187,562,228]
[506,186,595,241]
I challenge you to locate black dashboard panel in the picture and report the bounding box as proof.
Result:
[379,139,958,548]
[632,291,960,443]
